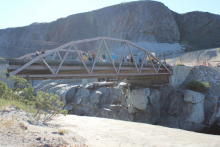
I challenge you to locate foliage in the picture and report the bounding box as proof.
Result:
[0,81,7,97]
[34,91,68,122]
[0,99,35,114]
[58,129,68,135]
[11,76,31,92]
[176,63,185,66]
[187,80,210,92]
[0,70,9,83]
[0,70,68,123]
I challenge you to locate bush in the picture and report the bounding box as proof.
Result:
[176,63,185,66]
[187,80,210,92]
[34,91,68,122]
[0,81,7,97]
[0,72,68,123]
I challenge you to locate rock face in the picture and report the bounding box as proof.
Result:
[35,80,220,133]
[1,1,220,58]
[173,11,220,50]
[180,66,220,95]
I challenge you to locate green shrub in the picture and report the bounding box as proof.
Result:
[187,80,210,92]
[0,81,7,97]
[176,63,185,66]
[11,76,31,92]
[0,73,68,123]
[35,91,68,122]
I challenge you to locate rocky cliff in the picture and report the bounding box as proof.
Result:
[34,79,220,134]
[1,1,220,59]
[173,11,220,50]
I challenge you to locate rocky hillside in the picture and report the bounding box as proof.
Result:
[0,1,220,58]
[173,11,220,50]
[35,78,220,134]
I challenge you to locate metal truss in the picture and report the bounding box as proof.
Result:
[9,37,172,77]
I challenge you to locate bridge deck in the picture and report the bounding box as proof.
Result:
[7,58,170,79]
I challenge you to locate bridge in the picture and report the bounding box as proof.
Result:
[7,37,172,80]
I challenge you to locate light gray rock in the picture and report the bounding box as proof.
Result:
[184,90,205,104]
[44,84,79,105]
[85,81,116,89]
[149,89,161,110]
[90,91,102,104]
[127,104,138,114]
[182,90,205,124]
[127,88,150,110]
[35,80,60,93]
[73,87,90,105]
[117,82,127,89]
[204,94,219,125]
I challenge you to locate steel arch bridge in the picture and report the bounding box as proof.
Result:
[7,37,172,80]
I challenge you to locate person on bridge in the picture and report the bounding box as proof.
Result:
[82,50,87,56]
[41,49,45,59]
[138,53,142,63]
[111,53,115,63]
[35,51,39,57]
[87,51,92,61]
[83,55,87,61]
[102,51,106,62]
[92,51,96,61]
[127,54,131,63]
[91,50,94,61]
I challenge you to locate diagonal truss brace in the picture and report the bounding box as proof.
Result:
[55,45,72,74]
[73,44,91,74]
[103,40,117,73]
[139,51,147,73]
[127,44,139,73]
[41,58,55,74]
[90,40,103,74]
[147,53,157,73]
[117,43,127,74]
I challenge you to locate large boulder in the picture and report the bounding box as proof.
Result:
[127,88,150,110]
[182,90,205,124]
[34,80,60,92]
[204,94,219,125]
[44,84,80,105]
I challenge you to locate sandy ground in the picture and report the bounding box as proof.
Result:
[0,106,84,147]
[50,115,220,147]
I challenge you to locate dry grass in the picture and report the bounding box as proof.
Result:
[58,129,69,135]
[72,136,77,140]
[19,122,27,130]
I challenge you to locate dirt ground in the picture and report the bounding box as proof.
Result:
[1,106,220,147]
[0,106,85,147]
[50,115,220,147]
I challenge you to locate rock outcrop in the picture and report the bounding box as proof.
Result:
[180,66,220,95]
[35,80,220,133]
[173,11,220,50]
